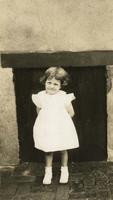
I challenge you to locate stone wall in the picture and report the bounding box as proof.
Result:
[0,1,113,163]
[0,0,113,52]
[107,66,113,161]
[0,62,19,165]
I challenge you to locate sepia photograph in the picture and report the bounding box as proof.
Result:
[0,1,113,199]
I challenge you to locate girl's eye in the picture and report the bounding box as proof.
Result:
[54,83,58,86]
[47,81,51,84]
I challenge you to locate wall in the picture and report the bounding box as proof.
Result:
[0,0,113,52]
[0,1,113,163]
[107,66,113,161]
[0,62,19,165]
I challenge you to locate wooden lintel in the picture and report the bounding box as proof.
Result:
[1,51,113,68]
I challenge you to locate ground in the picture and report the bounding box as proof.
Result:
[0,161,113,200]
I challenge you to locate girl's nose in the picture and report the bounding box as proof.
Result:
[51,85,54,89]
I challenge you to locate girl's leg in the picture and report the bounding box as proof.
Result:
[45,152,53,167]
[43,152,53,184]
[61,150,68,166]
[60,150,69,183]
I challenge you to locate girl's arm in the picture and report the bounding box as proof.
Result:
[36,107,41,114]
[66,103,75,118]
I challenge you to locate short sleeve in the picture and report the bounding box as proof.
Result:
[65,93,76,106]
[31,93,42,108]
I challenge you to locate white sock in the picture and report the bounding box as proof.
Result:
[59,166,69,184]
[43,166,52,185]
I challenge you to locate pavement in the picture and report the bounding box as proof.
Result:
[0,161,113,200]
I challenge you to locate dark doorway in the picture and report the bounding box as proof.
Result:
[13,66,107,162]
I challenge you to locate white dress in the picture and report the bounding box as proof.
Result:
[32,90,79,152]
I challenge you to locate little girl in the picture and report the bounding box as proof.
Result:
[32,67,79,185]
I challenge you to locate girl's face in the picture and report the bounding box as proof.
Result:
[45,77,61,95]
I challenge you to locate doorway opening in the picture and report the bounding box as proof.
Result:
[13,66,107,162]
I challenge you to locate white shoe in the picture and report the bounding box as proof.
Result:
[59,166,69,184]
[43,167,52,185]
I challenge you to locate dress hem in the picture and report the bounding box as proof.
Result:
[34,145,79,152]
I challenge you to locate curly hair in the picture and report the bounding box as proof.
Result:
[40,67,69,87]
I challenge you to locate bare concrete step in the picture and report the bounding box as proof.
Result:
[0,163,37,184]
